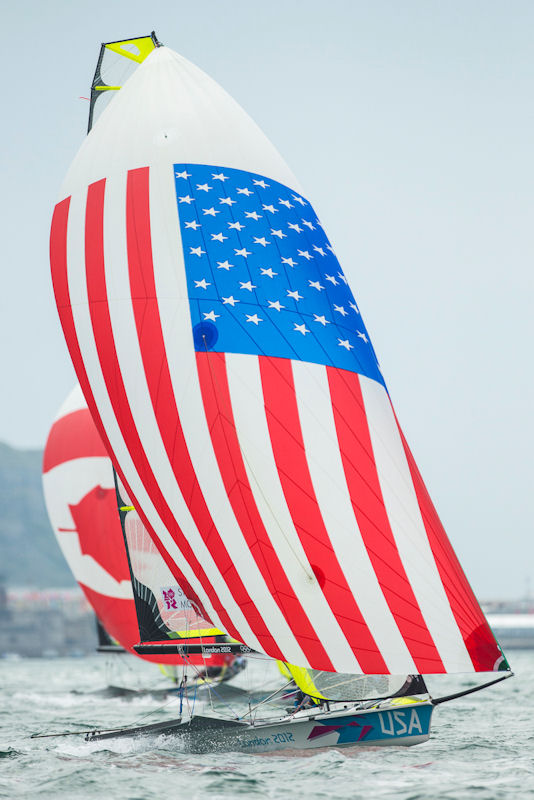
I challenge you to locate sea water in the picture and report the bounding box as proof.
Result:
[0,652,532,799]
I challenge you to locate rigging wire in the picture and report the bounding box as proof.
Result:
[180,654,242,720]
[238,678,294,720]
[30,693,184,740]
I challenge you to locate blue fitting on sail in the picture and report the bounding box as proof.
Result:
[193,321,219,350]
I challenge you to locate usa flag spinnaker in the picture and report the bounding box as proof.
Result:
[50,40,505,676]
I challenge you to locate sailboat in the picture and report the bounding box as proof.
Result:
[49,33,511,752]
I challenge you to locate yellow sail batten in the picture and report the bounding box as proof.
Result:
[94,85,121,92]
[169,627,224,639]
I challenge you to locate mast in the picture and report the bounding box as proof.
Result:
[87,32,160,133]
[95,616,125,653]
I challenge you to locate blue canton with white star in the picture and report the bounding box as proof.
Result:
[173,164,384,387]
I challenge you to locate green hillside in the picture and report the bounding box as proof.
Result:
[0,442,75,587]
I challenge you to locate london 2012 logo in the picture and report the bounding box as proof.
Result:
[307,719,374,745]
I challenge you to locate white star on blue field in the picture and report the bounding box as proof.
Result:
[174,164,383,385]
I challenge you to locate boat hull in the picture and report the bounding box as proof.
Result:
[174,701,434,753]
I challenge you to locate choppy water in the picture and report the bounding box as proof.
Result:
[0,652,532,799]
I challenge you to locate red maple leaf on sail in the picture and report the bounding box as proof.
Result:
[67,485,131,584]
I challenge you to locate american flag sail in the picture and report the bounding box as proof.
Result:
[50,44,504,674]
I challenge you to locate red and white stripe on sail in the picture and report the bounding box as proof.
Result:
[50,45,502,673]
[291,361,421,672]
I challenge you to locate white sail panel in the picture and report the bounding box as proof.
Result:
[51,45,505,674]
[52,383,88,418]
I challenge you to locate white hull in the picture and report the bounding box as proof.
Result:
[173,699,434,754]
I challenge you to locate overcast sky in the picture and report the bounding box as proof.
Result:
[1,0,532,599]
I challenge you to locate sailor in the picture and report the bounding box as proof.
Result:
[293,690,315,711]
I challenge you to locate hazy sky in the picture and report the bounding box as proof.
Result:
[1,0,532,599]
